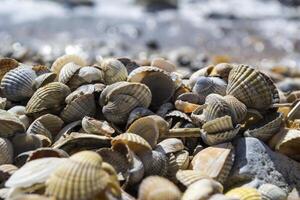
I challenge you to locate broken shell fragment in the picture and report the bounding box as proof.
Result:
[82,116,115,136]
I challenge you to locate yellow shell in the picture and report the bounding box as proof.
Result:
[100,58,128,84]
[0,109,26,137]
[138,176,182,200]
[0,138,14,165]
[151,57,176,72]
[226,187,262,200]
[176,170,209,186]
[51,54,86,74]
[0,57,19,80]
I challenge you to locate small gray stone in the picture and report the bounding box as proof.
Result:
[226,137,300,193]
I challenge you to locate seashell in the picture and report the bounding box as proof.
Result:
[100,81,152,124]
[226,187,262,200]
[54,120,82,141]
[166,153,180,181]
[100,58,128,84]
[201,125,240,146]
[226,64,279,110]
[139,150,168,177]
[151,57,176,72]
[0,164,18,187]
[128,152,144,185]
[1,66,37,101]
[156,102,174,118]
[25,82,71,117]
[51,54,86,74]
[0,138,14,165]
[176,170,209,186]
[286,90,300,103]
[0,188,10,199]
[223,95,247,123]
[202,116,234,134]
[6,157,67,188]
[0,57,19,80]
[209,194,240,200]
[82,116,115,136]
[12,133,42,156]
[174,150,190,170]
[192,76,227,98]
[128,66,175,108]
[244,112,283,142]
[9,194,55,200]
[190,143,234,184]
[189,66,214,88]
[166,110,192,124]
[191,104,207,126]
[58,62,81,85]
[182,178,223,200]
[177,92,204,104]
[33,72,56,90]
[69,151,103,167]
[31,64,51,76]
[117,57,140,74]
[111,133,152,155]
[258,183,287,200]
[0,97,6,110]
[175,100,200,113]
[77,66,104,83]
[138,176,181,200]
[155,138,184,154]
[126,107,154,129]
[25,148,69,163]
[0,109,25,137]
[210,63,235,81]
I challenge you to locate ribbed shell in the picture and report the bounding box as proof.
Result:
[223,95,247,123]
[258,184,287,200]
[0,57,19,80]
[58,62,81,85]
[1,66,37,101]
[166,110,192,123]
[226,187,262,200]
[0,97,6,110]
[25,82,71,117]
[27,119,53,143]
[275,129,300,160]
[226,64,279,110]
[112,133,152,155]
[244,112,283,142]
[201,125,240,146]
[33,72,56,90]
[0,109,25,137]
[155,138,184,154]
[139,150,168,177]
[51,54,86,74]
[192,76,227,97]
[138,176,181,200]
[174,150,190,170]
[128,66,175,108]
[202,116,234,134]
[100,58,128,84]
[82,117,115,136]
[0,138,13,165]
[45,160,109,200]
[100,81,152,124]
[176,170,209,186]
[190,143,234,184]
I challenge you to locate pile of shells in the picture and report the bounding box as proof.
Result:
[0,55,298,200]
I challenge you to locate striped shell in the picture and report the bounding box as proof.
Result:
[0,57,19,80]
[166,153,180,181]
[151,57,176,72]
[99,81,152,124]
[155,138,184,154]
[111,133,152,155]
[174,150,190,170]
[128,66,175,108]
[274,129,300,160]
[100,58,128,84]
[190,143,234,184]
[58,62,81,85]
[82,116,115,136]
[182,179,223,200]
[25,82,71,117]
[192,76,227,98]
[0,109,25,137]
[223,95,247,123]
[202,116,234,134]
[33,72,56,90]
[12,133,42,155]
[226,187,262,200]
[51,54,86,74]
[1,66,37,101]
[201,125,240,146]
[226,64,279,110]
[166,110,192,123]
[176,170,209,186]
[244,112,283,142]
[0,138,14,165]
[138,176,182,200]
[258,184,287,200]
[139,150,168,177]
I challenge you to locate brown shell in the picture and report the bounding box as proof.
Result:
[190,143,234,184]
[0,138,14,165]
[151,57,176,72]
[176,170,209,186]
[174,150,190,170]
[0,57,19,80]
[226,187,262,200]
[82,116,115,136]
[139,150,168,177]
[51,54,86,74]
[210,63,235,81]
[12,133,42,156]
[100,58,128,84]
[202,116,234,134]
[155,138,185,154]
[138,176,182,200]
[223,95,247,123]
[0,109,25,137]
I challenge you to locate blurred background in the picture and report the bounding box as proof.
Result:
[1,0,300,70]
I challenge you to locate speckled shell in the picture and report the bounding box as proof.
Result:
[6,157,66,188]
[226,64,279,110]
[176,170,209,186]
[226,187,262,200]
[201,125,240,146]
[258,183,287,200]
[128,66,175,108]
[151,57,176,72]
[12,133,42,156]
[0,109,26,137]
[210,63,235,81]
[182,178,223,200]
[1,66,37,101]
[244,112,283,142]
[51,54,86,74]
[112,133,152,155]
[25,82,71,117]
[100,81,152,124]
[155,138,184,154]
[166,110,192,123]
[190,143,234,184]
[45,159,109,200]
[202,116,234,134]
[82,116,115,136]
[138,176,181,200]
[126,107,154,128]
[0,138,14,165]
[274,129,300,160]
[189,66,214,88]
[0,57,19,80]
[223,95,247,123]
[33,72,56,90]
[139,150,168,177]
[100,58,128,84]
[192,76,227,98]
[31,64,51,76]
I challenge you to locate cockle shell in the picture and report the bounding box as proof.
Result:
[100,81,152,124]
[209,194,239,200]
[174,150,190,170]
[175,100,200,113]
[0,138,14,165]
[202,116,234,134]
[128,66,175,108]
[182,178,223,200]
[201,125,240,146]
[33,72,56,90]
[12,133,42,156]
[54,120,82,141]
[0,57,19,80]
[0,164,18,187]
[111,133,152,155]
[155,138,184,154]
[117,57,140,74]
[191,104,207,126]
[51,54,86,74]
[138,176,182,200]
[176,170,209,186]
[0,109,25,137]
[128,152,144,185]
[210,63,235,81]
[69,150,103,167]
[190,143,234,184]
[26,148,69,162]
[223,95,247,123]
[166,110,192,123]
[258,183,287,200]
[9,194,55,200]
[31,64,51,76]
[151,57,176,72]
[25,82,71,117]
[226,64,279,110]
[7,106,30,129]
[58,62,81,85]
[156,102,174,118]
[189,66,214,88]
[177,92,203,104]
[100,58,128,85]
[139,150,168,177]
[166,153,180,182]
[226,187,262,200]
[82,116,115,136]
[192,76,227,98]
[126,107,154,128]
